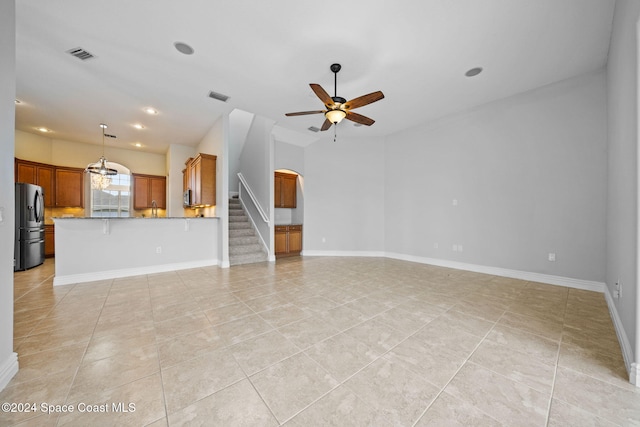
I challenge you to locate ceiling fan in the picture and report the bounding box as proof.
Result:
[285,63,384,131]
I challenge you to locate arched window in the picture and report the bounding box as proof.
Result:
[88,163,131,217]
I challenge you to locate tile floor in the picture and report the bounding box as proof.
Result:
[2,257,639,426]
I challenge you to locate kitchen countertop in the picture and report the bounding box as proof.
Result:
[53,216,219,220]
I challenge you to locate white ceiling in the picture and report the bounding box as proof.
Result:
[14,0,615,153]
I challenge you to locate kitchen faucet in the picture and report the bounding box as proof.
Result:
[151,200,158,218]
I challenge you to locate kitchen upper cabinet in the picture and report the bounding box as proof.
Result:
[275,224,302,257]
[183,153,216,207]
[132,173,166,209]
[15,159,55,207]
[55,167,84,207]
[275,171,297,208]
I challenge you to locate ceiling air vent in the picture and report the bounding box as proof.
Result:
[66,47,95,61]
[308,126,320,133]
[104,133,117,139]
[208,90,230,102]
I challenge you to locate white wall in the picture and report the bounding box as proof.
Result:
[15,130,166,175]
[304,135,386,254]
[196,115,229,266]
[166,143,196,216]
[229,109,254,194]
[384,71,607,282]
[606,0,640,381]
[0,0,17,391]
[238,115,275,253]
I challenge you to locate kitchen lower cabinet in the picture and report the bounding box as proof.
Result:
[44,224,55,257]
[275,224,302,257]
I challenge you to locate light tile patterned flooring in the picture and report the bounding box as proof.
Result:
[2,257,639,426]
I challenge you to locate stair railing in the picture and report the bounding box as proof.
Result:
[237,173,269,224]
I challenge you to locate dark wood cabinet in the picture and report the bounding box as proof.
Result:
[44,224,55,257]
[55,168,84,207]
[15,159,56,207]
[132,174,166,209]
[275,224,302,257]
[274,172,297,208]
[183,153,216,207]
[16,158,84,208]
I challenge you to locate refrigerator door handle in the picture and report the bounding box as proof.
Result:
[28,239,45,244]
[34,190,44,223]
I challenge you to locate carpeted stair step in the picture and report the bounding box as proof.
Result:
[229,221,252,230]
[229,252,268,266]
[229,243,263,255]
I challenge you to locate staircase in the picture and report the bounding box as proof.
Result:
[228,198,268,266]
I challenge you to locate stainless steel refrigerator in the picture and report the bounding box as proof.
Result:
[14,183,45,271]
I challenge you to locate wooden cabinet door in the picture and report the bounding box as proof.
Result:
[132,174,150,209]
[44,225,55,257]
[15,161,37,184]
[37,165,55,207]
[193,157,202,206]
[15,160,56,207]
[274,227,288,255]
[149,176,166,209]
[274,172,297,208]
[274,175,282,207]
[281,175,297,208]
[288,226,302,253]
[55,168,84,207]
[132,174,166,209]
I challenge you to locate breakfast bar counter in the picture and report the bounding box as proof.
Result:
[53,217,219,285]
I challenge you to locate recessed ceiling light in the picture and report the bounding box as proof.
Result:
[174,42,194,55]
[144,107,158,115]
[37,127,50,133]
[465,67,483,77]
[133,124,144,130]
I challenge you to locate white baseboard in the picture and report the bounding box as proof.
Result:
[0,352,18,392]
[53,259,218,286]
[385,252,605,292]
[603,286,637,386]
[302,250,387,258]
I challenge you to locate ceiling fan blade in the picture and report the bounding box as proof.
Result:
[310,84,335,108]
[285,110,325,116]
[345,111,375,126]
[320,118,333,131]
[344,91,385,110]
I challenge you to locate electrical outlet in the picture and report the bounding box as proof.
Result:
[548,253,556,262]
[434,243,439,249]
[156,246,162,254]
[615,281,622,299]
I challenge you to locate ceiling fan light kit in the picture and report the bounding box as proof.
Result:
[285,63,384,137]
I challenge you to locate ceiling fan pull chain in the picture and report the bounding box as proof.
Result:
[333,125,337,143]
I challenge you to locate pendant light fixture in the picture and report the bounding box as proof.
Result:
[85,123,117,190]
